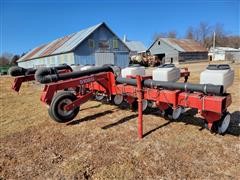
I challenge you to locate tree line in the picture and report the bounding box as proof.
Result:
[153,22,240,49]
[0,52,25,66]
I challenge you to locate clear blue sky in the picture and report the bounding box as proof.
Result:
[1,0,239,55]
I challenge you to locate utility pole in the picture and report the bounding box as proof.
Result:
[212,31,216,63]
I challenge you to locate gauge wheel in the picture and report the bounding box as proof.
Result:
[95,93,104,101]
[132,99,149,112]
[147,101,154,108]
[49,91,79,123]
[163,107,173,117]
[217,112,231,134]
[113,95,124,105]
[172,107,183,120]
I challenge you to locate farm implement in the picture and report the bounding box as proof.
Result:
[9,64,233,138]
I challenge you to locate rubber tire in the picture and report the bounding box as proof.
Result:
[132,100,148,112]
[164,107,173,117]
[48,107,55,120]
[113,95,124,105]
[49,91,80,123]
[216,112,231,135]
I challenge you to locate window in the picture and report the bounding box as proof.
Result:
[113,38,118,49]
[51,56,55,65]
[59,55,64,64]
[47,57,51,65]
[68,53,73,64]
[88,39,95,48]
[158,41,161,45]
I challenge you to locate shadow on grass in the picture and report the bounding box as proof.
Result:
[101,114,138,129]
[67,109,115,126]
[80,104,102,111]
[67,100,240,137]
[143,121,171,138]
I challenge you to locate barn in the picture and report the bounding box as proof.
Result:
[17,22,130,68]
[148,38,208,64]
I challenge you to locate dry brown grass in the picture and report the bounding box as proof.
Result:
[0,62,239,179]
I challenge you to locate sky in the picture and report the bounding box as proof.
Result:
[1,0,239,55]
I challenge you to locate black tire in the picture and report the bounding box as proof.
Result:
[131,100,149,112]
[49,91,80,123]
[164,107,173,117]
[211,112,231,135]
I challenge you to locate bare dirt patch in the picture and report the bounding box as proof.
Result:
[0,62,239,179]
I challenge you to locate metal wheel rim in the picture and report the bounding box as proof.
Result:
[95,94,104,101]
[218,114,230,134]
[142,100,148,111]
[147,101,154,108]
[57,98,74,117]
[172,107,182,120]
[114,95,123,105]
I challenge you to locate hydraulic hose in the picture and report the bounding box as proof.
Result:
[116,77,224,95]
[9,64,72,77]
[35,65,113,84]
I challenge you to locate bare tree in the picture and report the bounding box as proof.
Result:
[198,22,212,45]
[0,56,9,66]
[167,31,177,38]
[10,55,20,65]
[153,30,177,40]
[185,26,194,39]
[0,52,14,66]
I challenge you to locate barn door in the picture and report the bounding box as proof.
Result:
[95,52,114,66]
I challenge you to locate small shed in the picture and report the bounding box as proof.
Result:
[148,38,208,64]
[124,40,147,56]
[209,47,240,62]
[17,22,130,68]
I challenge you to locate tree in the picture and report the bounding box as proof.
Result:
[0,52,13,66]
[0,52,20,66]
[198,22,212,46]
[167,31,177,38]
[153,30,177,41]
[185,26,194,39]
[10,55,20,65]
[0,56,9,66]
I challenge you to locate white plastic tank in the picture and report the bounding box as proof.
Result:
[70,64,82,71]
[80,65,94,71]
[121,64,145,78]
[152,64,180,82]
[200,64,234,92]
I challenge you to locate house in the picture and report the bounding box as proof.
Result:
[209,47,240,62]
[17,22,130,68]
[148,38,208,64]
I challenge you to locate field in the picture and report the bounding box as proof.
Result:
[0,62,239,179]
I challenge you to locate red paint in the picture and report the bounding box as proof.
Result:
[11,67,232,138]
[136,75,143,139]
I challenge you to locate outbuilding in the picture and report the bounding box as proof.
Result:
[208,47,240,62]
[148,38,208,64]
[17,22,130,68]
[124,39,147,56]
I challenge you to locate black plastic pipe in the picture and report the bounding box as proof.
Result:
[116,77,224,95]
[9,64,72,77]
[35,66,113,84]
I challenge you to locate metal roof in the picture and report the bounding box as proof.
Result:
[18,22,108,62]
[209,47,240,52]
[125,41,146,53]
[148,38,207,52]
[161,38,207,52]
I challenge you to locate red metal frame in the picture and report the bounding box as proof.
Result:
[11,69,72,92]
[12,75,35,92]
[40,72,114,105]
